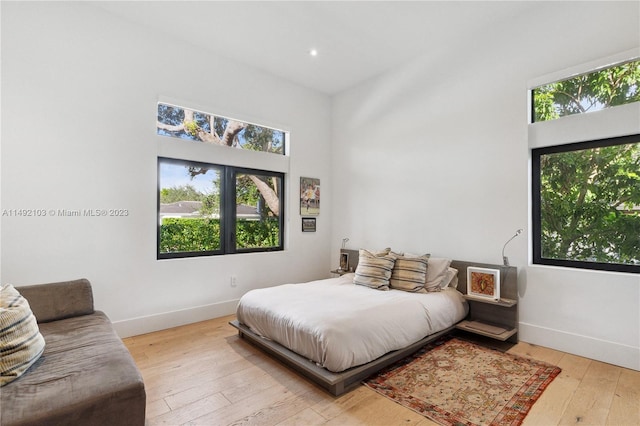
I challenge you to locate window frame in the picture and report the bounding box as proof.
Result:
[157,157,285,260]
[226,166,285,254]
[531,134,640,274]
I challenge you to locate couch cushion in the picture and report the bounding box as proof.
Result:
[0,285,46,387]
[0,312,145,426]
[16,279,94,323]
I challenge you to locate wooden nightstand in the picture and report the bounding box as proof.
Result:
[451,261,518,343]
[456,296,518,341]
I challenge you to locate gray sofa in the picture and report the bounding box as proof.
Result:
[1,279,146,426]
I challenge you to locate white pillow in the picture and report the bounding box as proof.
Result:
[441,267,459,289]
[403,254,451,291]
[425,257,452,291]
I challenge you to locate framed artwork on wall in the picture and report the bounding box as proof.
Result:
[300,177,320,216]
[467,267,500,301]
[302,217,316,232]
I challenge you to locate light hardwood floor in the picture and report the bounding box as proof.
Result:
[123,315,639,426]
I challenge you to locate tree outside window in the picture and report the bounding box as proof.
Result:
[531,60,640,272]
[533,137,640,272]
[532,60,639,122]
[156,104,286,259]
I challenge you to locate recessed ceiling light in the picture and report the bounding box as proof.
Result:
[309,49,318,57]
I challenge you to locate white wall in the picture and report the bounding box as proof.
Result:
[331,2,639,370]
[1,2,332,336]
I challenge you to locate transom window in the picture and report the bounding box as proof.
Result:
[531,59,639,123]
[157,103,286,155]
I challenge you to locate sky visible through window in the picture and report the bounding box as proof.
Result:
[159,162,218,194]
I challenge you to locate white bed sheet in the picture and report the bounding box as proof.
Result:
[236,273,468,372]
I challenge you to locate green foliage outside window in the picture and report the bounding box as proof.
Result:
[157,102,285,155]
[157,117,284,259]
[235,219,281,249]
[160,218,221,253]
[159,218,280,253]
[533,60,640,271]
[532,60,640,122]
[538,141,640,267]
[160,185,206,204]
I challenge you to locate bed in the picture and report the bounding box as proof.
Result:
[230,251,473,395]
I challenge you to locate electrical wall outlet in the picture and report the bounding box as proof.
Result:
[230,275,237,287]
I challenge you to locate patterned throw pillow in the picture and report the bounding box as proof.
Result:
[353,249,397,291]
[0,284,46,387]
[390,254,430,292]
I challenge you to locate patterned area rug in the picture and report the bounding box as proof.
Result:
[364,337,561,426]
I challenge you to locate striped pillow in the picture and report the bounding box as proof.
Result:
[353,249,397,291]
[1,284,46,387]
[390,254,430,292]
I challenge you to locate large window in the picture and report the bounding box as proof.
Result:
[532,134,640,273]
[156,102,287,259]
[158,157,284,259]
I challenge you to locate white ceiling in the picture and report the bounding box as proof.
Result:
[94,1,536,95]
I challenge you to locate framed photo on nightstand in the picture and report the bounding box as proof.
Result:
[339,252,349,271]
[467,267,500,301]
[302,217,316,232]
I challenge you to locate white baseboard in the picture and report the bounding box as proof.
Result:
[519,322,639,371]
[112,299,239,338]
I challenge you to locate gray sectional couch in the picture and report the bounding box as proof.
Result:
[1,279,146,426]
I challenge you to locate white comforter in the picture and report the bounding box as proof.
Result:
[236,273,468,372]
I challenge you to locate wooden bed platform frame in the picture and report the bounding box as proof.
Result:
[230,254,517,396]
[229,319,454,396]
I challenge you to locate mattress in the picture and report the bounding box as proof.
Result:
[236,273,468,372]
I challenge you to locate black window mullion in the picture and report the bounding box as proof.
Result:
[222,166,237,253]
[531,150,542,265]
[277,175,285,249]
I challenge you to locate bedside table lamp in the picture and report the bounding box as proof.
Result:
[502,229,523,266]
[341,237,349,249]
